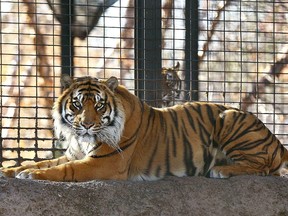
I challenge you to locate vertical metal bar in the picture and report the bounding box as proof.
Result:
[185,0,199,101]
[144,0,162,107]
[135,0,162,107]
[0,2,2,166]
[61,0,74,77]
[185,0,191,101]
[134,0,144,99]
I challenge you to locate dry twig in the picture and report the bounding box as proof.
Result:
[23,0,53,106]
[241,50,288,111]
[199,0,231,62]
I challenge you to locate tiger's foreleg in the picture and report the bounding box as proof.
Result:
[14,156,129,181]
[0,155,69,178]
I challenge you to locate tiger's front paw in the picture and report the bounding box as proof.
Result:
[209,167,229,179]
[279,168,288,178]
[0,167,23,178]
[16,169,40,180]
[16,169,56,180]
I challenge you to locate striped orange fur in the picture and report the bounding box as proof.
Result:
[1,75,288,181]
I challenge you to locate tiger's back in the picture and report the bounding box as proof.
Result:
[128,102,288,180]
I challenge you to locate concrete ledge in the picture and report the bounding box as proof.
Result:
[0,176,287,215]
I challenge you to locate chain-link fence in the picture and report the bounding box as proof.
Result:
[1,0,288,167]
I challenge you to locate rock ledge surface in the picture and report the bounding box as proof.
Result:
[0,176,287,215]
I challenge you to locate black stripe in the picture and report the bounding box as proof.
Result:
[271,142,280,162]
[168,109,179,135]
[171,129,177,157]
[206,104,217,126]
[90,141,134,158]
[146,108,155,132]
[202,145,213,175]
[146,132,160,176]
[195,103,204,121]
[182,131,196,176]
[77,81,100,89]
[189,102,203,121]
[183,106,196,132]
[216,104,227,111]
[197,120,211,147]
[165,140,172,176]
[158,111,166,134]
[87,143,103,155]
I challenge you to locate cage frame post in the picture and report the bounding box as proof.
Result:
[60,0,74,77]
[134,0,162,107]
[185,0,199,101]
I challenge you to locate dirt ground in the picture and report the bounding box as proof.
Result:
[0,175,287,216]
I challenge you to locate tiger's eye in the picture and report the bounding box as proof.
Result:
[95,102,105,110]
[73,100,82,109]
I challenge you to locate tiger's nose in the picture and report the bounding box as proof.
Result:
[81,122,95,129]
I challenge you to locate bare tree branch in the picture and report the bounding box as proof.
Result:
[161,0,173,49]
[241,50,288,111]
[22,0,53,108]
[199,0,231,62]
[119,0,134,84]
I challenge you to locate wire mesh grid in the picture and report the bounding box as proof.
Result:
[1,0,288,167]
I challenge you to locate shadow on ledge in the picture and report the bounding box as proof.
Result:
[0,176,287,216]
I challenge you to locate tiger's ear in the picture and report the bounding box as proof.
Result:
[61,74,73,90]
[174,62,180,71]
[161,67,167,74]
[106,76,119,91]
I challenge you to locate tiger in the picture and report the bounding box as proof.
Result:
[1,75,288,181]
[161,62,183,107]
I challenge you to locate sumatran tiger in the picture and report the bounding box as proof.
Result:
[1,75,288,181]
[161,61,182,107]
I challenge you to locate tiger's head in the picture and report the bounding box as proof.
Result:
[161,62,180,88]
[53,75,125,150]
